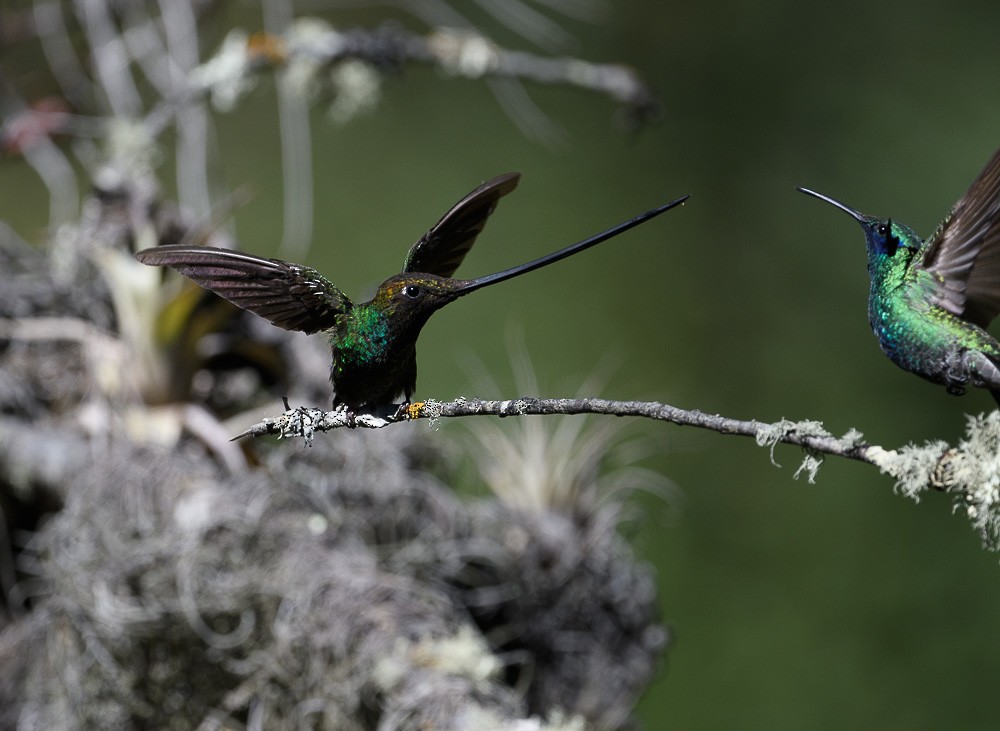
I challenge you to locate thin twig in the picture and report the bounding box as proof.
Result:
[231,396,891,468]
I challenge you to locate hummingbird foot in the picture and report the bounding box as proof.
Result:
[329,402,359,428]
[944,373,969,396]
[338,403,409,427]
[941,349,1000,396]
[946,384,968,396]
[941,349,972,396]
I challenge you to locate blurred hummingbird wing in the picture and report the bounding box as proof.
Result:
[134,245,351,333]
[402,172,521,276]
[921,146,1000,328]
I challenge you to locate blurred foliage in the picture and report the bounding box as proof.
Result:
[4,0,1000,728]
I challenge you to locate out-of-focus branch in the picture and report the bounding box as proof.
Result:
[157,0,213,221]
[7,4,659,250]
[181,22,659,124]
[78,0,144,118]
[265,0,314,258]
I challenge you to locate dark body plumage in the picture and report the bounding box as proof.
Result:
[135,174,687,411]
[800,146,1000,404]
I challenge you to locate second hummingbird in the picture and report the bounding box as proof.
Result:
[135,173,688,413]
[799,146,1000,405]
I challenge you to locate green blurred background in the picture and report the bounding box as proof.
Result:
[6,1,1000,727]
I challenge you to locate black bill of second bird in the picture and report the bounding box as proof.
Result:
[135,173,689,412]
[798,145,1000,405]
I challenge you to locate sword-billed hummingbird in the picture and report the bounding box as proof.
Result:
[799,146,1000,405]
[135,173,688,412]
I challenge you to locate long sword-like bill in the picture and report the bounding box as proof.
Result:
[456,194,690,293]
[797,187,868,224]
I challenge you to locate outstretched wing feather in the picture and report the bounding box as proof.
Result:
[402,173,521,277]
[922,146,1000,328]
[134,245,351,333]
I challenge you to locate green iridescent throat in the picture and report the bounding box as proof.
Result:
[334,306,390,367]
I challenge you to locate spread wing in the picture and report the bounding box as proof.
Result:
[921,146,1000,328]
[402,172,521,276]
[134,245,351,333]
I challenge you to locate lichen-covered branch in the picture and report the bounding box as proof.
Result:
[233,396,884,468]
[233,396,1000,550]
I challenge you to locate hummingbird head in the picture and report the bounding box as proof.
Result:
[797,187,920,264]
[369,273,463,330]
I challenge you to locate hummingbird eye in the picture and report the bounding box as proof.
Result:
[404,285,421,298]
[877,220,899,256]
